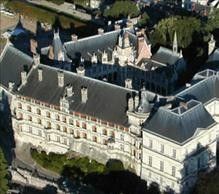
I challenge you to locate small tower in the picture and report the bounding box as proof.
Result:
[208,35,216,55]
[172,31,178,54]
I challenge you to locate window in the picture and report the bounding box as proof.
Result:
[82,123,87,129]
[46,111,50,118]
[110,131,115,138]
[63,127,67,133]
[172,166,176,177]
[120,134,124,141]
[93,136,97,143]
[76,121,80,127]
[69,119,73,125]
[76,131,80,138]
[62,116,66,123]
[38,130,42,137]
[92,126,97,132]
[160,161,164,172]
[148,156,152,167]
[83,133,87,139]
[17,112,23,119]
[120,144,124,151]
[172,149,176,159]
[29,126,32,133]
[103,129,107,135]
[57,136,60,142]
[27,105,31,112]
[17,102,22,109]
[55,114,60,121]
[149,140,153,148]
[46,122,51,128]
[36,108,41,115]
[103,139,107,145]
[56,124,60,130]
[28,116,32,121]
[64,138,67,145]
[160,144,164,153]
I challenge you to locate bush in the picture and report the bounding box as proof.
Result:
[104,0,140,19]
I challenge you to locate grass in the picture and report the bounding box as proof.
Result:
[4,1,86,28]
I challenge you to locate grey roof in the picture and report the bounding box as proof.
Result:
[177,71,219,104]
[0,44,33,88]
[18,65,135,126]
[152,47,180,65]
[144,100,216,143]
[64,29,137,62]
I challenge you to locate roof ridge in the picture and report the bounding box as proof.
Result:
[38,63,137,93]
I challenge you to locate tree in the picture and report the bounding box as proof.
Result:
[104,0,140,19]
[137,13,150,28]
[206,8,219,32]
[151,16,202,48]
[0,147,8,194]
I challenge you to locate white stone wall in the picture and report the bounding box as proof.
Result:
[12,96,142,174]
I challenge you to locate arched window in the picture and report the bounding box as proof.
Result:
[103,129,107,136]
[27,105,31,112]
[36,108,41,115]
[17,102,22,109]
[56,124,60,130]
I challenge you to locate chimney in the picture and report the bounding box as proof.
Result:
[91,53,97,64]
[76,66,85,76]
[33,53,40,67]
[134,95,139,109]
[66,84,73,97]
[128,97,134,112]
[38,68,43,82]
[125,79,132,89]
[114,24,120,30]
[71,34,78,42]
[8,82,15,92]
[58,71,64,87]
[98,28,104,35]
[81,87,88,103]
[21,71,27,85]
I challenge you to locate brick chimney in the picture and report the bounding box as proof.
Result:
[71,34,78,42]
[81,87,88,103]
[98,28,104,35]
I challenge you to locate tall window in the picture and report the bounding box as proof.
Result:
[76,121,80,127]
[83,133,87,139]
[160,144,164,153]
[82,123,87,129]
[63,127,67,133]
[103,129,107,135]
[64,138,67,145]
[120,134,124,141]
[149,140,153,148]
[36,108,41,115]
[46,111,50,118]
[172,149,176,159]
[92,126,97,132]
[17,102,22,109]
[62,116,66,123]
[69,119,73,125]
[27,105,31,112]
[28,116,32,121]
[172,166,176,177]
[38,130,42,137]
[55,114,60,121]
[149,156,152,167]
[160,161,164,172]
[93,136,97,143]
[57,136,60,142]
[56,124,60,130]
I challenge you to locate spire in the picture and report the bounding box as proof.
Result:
[173,31,178,54]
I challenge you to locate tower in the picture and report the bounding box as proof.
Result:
[208,35,216,55]
[173,31,178,54]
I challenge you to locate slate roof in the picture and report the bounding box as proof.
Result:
[151,47,180,65]
[18,64,135,126]
[64,29,137,62]
[144,100,216,143]
[177,70,219,104]
[0,44,33,88]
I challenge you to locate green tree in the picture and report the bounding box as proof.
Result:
[151,16,202,48]
[104,0,140,19]
[137,13,150,28]
[0,147,8,194]
[206,8,219,32]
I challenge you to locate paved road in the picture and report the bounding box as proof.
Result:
[26,0,92,21]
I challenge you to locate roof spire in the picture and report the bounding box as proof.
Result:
[173,31,178,54]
